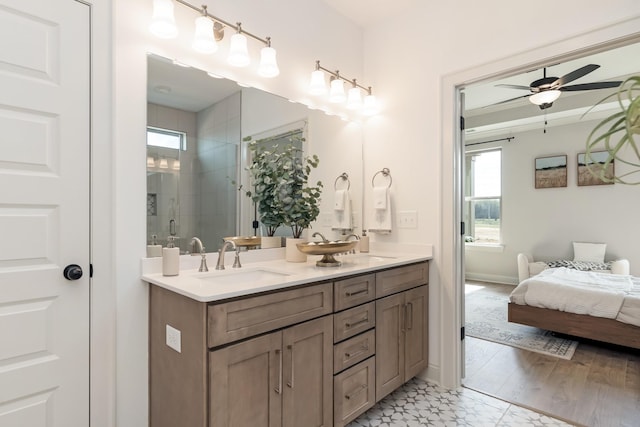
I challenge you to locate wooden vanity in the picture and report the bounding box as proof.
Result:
[149,260,429,427]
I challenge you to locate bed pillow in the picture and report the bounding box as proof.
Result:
[573,242,606,263]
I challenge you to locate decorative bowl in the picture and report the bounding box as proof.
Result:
[296,240,357,267]
[223,236,261,248]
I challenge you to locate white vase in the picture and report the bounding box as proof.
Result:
[261,236,281,249]
[285,237,307,262]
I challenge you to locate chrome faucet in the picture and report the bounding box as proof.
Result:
[312,231,329,242]
[190,237,208,272]
[344,233,360,254]
[216,240,237,270]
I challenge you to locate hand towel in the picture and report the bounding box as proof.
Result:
[369,185,392,234]
[334,189,346,211]
[373,186,388,210]
[332,189,353,231]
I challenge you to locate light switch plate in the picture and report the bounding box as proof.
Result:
[166,324,181,353]
[398,210,418,229]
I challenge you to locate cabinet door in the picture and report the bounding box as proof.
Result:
[210,332,282,427]
[375,292,405,401]
[282,316,333,427]
[404,285,429,381]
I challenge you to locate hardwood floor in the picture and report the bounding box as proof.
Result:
[464,283,640,427]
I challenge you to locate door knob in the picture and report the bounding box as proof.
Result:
[63,264,83,280]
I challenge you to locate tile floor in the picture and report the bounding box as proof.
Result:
[347,378,575,427]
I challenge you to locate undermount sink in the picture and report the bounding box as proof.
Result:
[197,268,291,286]
[351,254,398,263]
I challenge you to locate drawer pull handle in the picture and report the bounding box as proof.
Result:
[345,288,368,297]
[345,384,367,400]
[274,349,282,394]
[345,318,369,329]
[286,344,294,388]
[345,344,369,359]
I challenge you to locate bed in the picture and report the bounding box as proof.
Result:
[508,267,640,350]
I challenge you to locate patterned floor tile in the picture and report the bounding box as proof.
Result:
[347,378,573,427]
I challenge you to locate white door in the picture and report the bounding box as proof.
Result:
[0,1,90,426]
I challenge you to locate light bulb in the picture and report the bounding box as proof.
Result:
[363,93,379,116]
[347,87,362,110]
[258,46,279,78]
[149,0,178,39]
[329,78,346,103]
[308,70,327,95]
[227,33,250,67]
[529,89,561,105]
[192,16,218,54]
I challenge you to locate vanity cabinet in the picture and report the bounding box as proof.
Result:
[149,260,429,427]
[210,315,333,427]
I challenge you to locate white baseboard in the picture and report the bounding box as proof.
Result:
[465,272,518,285]
[420,363,440,386]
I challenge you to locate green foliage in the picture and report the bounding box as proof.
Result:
[245,135,323,238]
[584,76,640,184]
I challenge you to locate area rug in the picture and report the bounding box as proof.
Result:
[465,283,579,360]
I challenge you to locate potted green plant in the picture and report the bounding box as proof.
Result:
[275,138,323,261]
[584,75,640,184]
[243,140,286,248]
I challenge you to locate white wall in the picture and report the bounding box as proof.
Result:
[465,117,640,283]
[361,0,640,387]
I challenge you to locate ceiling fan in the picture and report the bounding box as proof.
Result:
[493,64,622,110]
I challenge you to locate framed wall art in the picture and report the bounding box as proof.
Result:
[577,151,614,186]
[535,155,567,189]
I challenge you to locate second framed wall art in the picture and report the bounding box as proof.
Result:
[577,151,614,186]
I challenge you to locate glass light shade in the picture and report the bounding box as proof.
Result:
[258,46,280,78]
[363,94,379,116]
[308,70,327,95]
[149,0,178,39]
[227,33,250,67]
[346,87,363,110]
[147,157,156,168]
[329,79,346,103]
[172,159,180,170]
[192,16,218,54]
[159,158,168,169]
[529,89,561,105]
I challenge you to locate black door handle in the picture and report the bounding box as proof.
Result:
[63,264,83,280]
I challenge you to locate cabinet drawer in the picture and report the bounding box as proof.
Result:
[333,330,375,374]
[376,262,428,298]
[207,282,333,347]
[334,273,375,311]
[333,302,375,343]
[333,357,375,427]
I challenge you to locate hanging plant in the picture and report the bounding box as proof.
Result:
[584,76,640,184]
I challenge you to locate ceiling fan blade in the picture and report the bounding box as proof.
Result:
[553,64,600,87]
[485,93,531,107]
[496,83,531,91]
[559,81,622,91]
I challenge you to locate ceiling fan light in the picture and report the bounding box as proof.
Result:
[308,70,327,95]
[529,89,561,106]
[149,0,178,39]
[192,16,218,54]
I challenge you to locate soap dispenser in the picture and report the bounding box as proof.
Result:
[162,236,180,276]
[147,234,162,258]
[360,230,370,253]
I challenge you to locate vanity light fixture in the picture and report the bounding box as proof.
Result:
[308,60,379,115]
[147,156,156,168]
[159,158,169,169]
[149,0,279,78]
[172,159,181,170]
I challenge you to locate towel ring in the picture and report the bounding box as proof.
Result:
[334,172,350,191]
[371,168,392,188]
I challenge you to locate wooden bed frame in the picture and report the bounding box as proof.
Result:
[508,303,640,350]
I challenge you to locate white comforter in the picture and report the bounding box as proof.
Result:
[510,267,640,327]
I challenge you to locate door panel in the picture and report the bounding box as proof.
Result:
[375,293,405,400]
[282,316,333,427]
[404,285,429,380]
[0,1,90,426]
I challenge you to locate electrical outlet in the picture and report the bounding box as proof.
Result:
[166,324,181,353]
[398,210,418,229]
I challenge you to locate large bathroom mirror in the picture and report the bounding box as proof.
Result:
[146,54,364,253]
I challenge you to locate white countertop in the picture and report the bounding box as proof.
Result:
[142,249,431,302]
